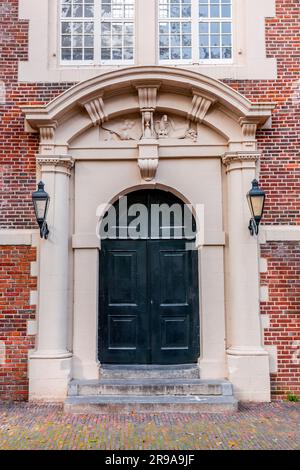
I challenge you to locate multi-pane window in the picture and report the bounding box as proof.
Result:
[199,0,232,60]
[61,0,95,62]
[159,0,232,63]
[100,0,134,62]
[159,1,192,61]
[60,0,135,64]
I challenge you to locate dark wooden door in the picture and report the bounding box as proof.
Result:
[99,239,199,364]
[149,240,200,364]
[99,240,149,364]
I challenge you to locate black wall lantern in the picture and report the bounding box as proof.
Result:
[32,181,50,239]
[247,179,266,236]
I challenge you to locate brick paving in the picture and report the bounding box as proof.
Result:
[0,402,299,450]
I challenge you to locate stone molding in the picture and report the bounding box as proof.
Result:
[0,229,39,246]
[222,152,260,172]
[37,155,75,176]
[259,225,300,243]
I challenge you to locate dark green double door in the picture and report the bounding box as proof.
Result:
[99,238,200,364]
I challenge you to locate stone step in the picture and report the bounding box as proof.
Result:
[64,394,238,414]
[100,364,200,380]
[68,378,232,397]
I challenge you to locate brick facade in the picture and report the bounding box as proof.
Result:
[0,245,36,400]
[261,242,300,400]
[0,0,299,400]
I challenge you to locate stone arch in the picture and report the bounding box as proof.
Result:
[96,182,202,243]
[23,66,274,155]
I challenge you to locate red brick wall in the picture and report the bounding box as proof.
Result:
[0,246,36,401]
[0,0,299,401]
[261,242,300,400]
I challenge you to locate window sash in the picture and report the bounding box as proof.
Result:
[158,0,233,65]
[60,0,135,65]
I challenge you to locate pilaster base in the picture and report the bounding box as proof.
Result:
[72,357,100,381]
[227,351,271,402]
[199,358,226,379]
[29,354,72,401]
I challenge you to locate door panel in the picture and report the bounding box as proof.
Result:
[99,240,149,364]
[149,240,200,364]
[99,190,200,365]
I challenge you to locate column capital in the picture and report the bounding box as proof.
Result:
[222,151,261,172]
[37,155,74,176]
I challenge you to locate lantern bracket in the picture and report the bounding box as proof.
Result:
[248,218,259,236]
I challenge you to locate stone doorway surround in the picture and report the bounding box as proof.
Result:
[22,66,274,402]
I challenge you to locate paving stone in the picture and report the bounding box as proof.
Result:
[0,402,299,450]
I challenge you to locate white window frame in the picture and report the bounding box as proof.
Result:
[157,0,233,66]
[59,0,135,67]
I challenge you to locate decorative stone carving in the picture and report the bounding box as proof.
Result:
[101,116,143,141]
[138,141,159,181]
[82,95,108,126]
[155,114,170,138]
[187,90,215,123]
[142,111,154,139]
[100,113,198,142]
[184,128,198,143]
[154,114,198,141]
[136,84,160,139]
[138,158,159,181]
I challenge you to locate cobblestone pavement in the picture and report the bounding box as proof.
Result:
[0,402,299,450]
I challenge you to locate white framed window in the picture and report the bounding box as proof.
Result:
[60,0,135,65]
[158,0,232,64]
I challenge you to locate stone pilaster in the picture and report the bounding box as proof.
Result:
[222,151,270,401]
[29,155,74,400]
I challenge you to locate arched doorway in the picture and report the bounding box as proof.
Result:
[98,189,200,365]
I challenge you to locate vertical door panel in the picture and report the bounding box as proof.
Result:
[149,240,200,364]
[99,240,149,363]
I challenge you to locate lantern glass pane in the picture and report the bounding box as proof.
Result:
[250,195,265,219]
[34,199,47,220]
